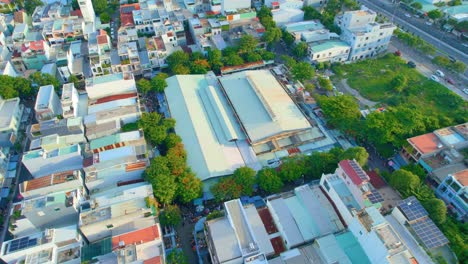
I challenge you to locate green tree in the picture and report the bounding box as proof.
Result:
[401,164,427,181]
[257,168,283,194]
[292,42,308,58]
[24,0,43,15]
[68,74,81,88]
[282,30,295,47]
[391,74,408,93]
[423,198,447,225]
[137,78,152,94]
[71,0,79,10]
[303,152,338,179]
[224,54,244,66]
[167,50,190,74]
[92,0,107,14]
[260,50,276,61]
[233,166,257,196]
[166,142,187,176]
[279,157,305,182]
[207,49,224,72]
[303,6,322,20]
[410,2,423,9]
[100,12,111,23]
[245,52,263,62]
[164,133,182,150]
[160,205,182,227]
[263,27,282,45]
[389,170,420,196]
[151,73,169,93]
[291,61,315,82]
[176,169,202,203]
[238,35,258,53]
[451,61,466,73]
[318,95,361,133]
[339,147,369,166]
[211,177,242,202]
[30,72,60,92]
[172,64,190,74]
[138,112,175,146]
[190,59,211,74]
[166,250,188,264]
[427,9,443,20]
[257,5,272,20]
[144,157,177,205]
[318,77,333,91]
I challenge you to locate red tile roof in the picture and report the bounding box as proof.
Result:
[22,170,77,192]
[270,236,285,255]
[94,92,137,104]
[339,160,369,186]
[121,13,135,27]
[0,0,12,4]
[453,169,468,187]
[120,3,140,13]
[70,9,82,17]
[258,208,278,234]
[97,34,108,45]
[29,40,45,51]
[408,133,440,155]
[143,256,161,264]
[366,170,386,189]
[112,225,160,248]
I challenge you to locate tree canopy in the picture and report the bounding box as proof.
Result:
[0,75,33,99]
[233,166,257,196]
[151,73,169,93]
[339,147,369,166]
[292,42,309,58]
[422,198,447,225]
[389,170,420,196]
[257,168,283,194]
[427,9,442,20]
[29,72,60,92]
[318,77,333,91]
[24,0,43,15]
[318,95,361,133]
[92,0,107,14]
[238,35,258,54]
[138,112,176,146]
[136,78,152,94]
[159,205,182,227]
[166,250,188,264]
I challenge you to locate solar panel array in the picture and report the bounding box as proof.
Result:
[411,218,449,249]
[8,237,38,252]
[398,196,428,221]
[349,160,370,182]
[367,189,384,204]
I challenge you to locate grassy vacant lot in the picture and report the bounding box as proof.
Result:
[332,54,467,118]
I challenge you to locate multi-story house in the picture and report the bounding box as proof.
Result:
[12,23,28,44]
[42,18,84,46]
[88,30,112,76]
[20,40,49,70]
[0,96,23,147]
[34,85,62,123]
[12,170,85,237]
[435,169,467,222]
[83,130,149,193]
[0,225,82,264]
[27,117,85,141]
[67,40,84,78]
[22,144,83,178]
[308,41,351,63]
[336,9,396,61]
[61,83,80,119]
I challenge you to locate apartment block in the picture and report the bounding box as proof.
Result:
[0,225,82,264]
[12,170,85,237]
[0,96,23,147]
[435,169,468,222]
[34,85,62,123]
[336,8,396,61]
[61,83,80,119]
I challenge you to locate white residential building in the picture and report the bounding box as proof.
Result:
[0,225,82,264]
[308,41,351,63]
[12,170,85,237]
[336,8,396,61]
[34,85,62,123]
[22,144,83,178]
[61,83,80,119]
[78,0,95,24]
[221,0,250,14]
[0,97,23,147]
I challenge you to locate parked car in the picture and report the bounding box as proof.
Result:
[463,88,468,95]
[435,70,445,78]
[446,78,455,85]
[425,21,433,26]
[394,50,402,56]
[407,61,416,68]
[405,13,411,18]
[430,75,440,82]
[449,56,457,63]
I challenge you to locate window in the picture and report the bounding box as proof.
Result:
[323,180,330,191]
[106,224,114,229]
[365,37,369,40]
[54,208,60,211]
[316,54,320,59]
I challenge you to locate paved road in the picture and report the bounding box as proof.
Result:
[389,39,468,100]
[358,0,468,65]
[385,215,435,264]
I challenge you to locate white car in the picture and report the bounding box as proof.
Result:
[463,88,468,95]
[405,13,411,18]
[435,70,445,78]
[430,75,440,82]
[426,21,433,26]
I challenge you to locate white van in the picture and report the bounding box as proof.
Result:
[435,70,445,78]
